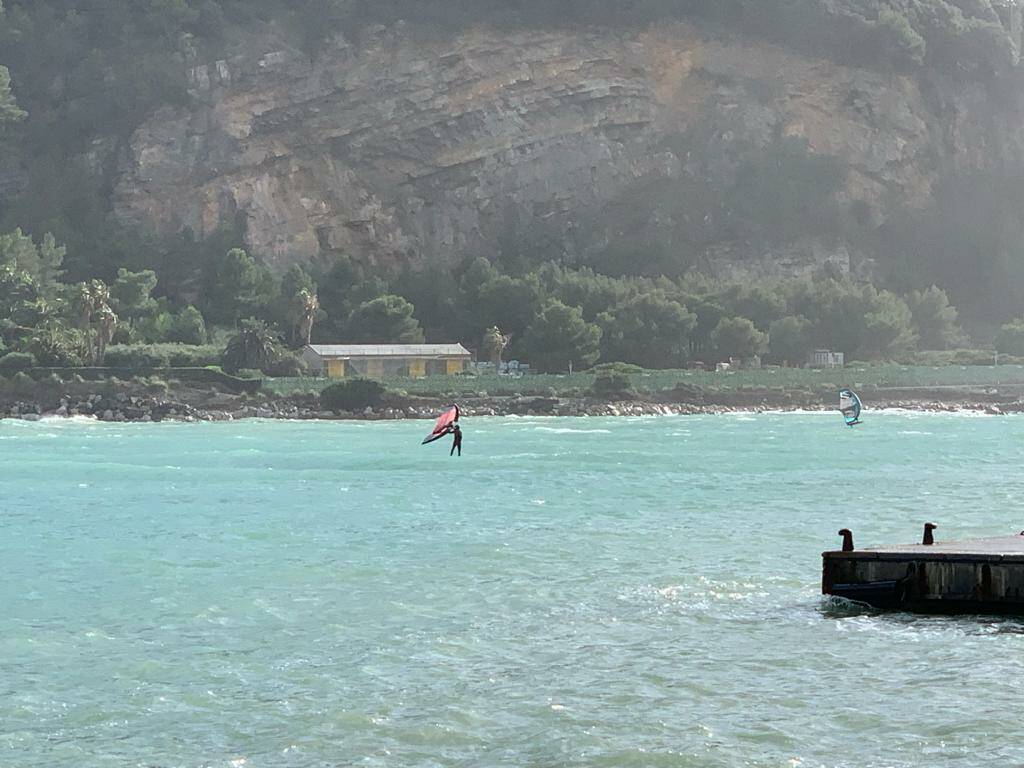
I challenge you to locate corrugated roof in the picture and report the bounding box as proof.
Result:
[306,344,471,358]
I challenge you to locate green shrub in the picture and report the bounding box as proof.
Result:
[877,9,926,65]
[0,351,36,377]
[23,325,87,367]
[104,346,170,369]
[952,349,999,366]
[11,371,35,395]
[168,306,208,345]
[166,345,222,367]
[589,371,636,399]
[902,348,998,367]
[104,344,223,370]
[262,352,309,377]
[996,320,1024,357]
[589,362,646,375]
[320,378,386,412]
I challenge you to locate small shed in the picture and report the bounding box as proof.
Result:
[807,349,845,368]
[728,355,762,370]
[302,344,472,379]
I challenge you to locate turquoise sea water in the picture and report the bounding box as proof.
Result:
[3,412,1024,767]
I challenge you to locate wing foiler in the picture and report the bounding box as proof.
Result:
[839,389,862,427]
[422,405,460,444]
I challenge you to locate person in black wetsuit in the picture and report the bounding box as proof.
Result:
[450,424,462,457]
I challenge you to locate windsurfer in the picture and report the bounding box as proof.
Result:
[450,424,463,457]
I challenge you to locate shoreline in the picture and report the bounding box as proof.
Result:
[1,384,1019,423]
[3,405,1012,425]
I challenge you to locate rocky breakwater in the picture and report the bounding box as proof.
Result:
[1,393,207,423]
[873,399,1020,415]
[5,387,1024,424]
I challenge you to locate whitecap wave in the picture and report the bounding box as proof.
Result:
[532,427,612,434]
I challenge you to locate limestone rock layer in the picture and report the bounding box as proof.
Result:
[112,22,1024,276]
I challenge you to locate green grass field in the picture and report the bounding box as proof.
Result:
[262,364,1024,399]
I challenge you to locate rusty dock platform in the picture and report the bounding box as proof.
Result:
[822,527,1024,614]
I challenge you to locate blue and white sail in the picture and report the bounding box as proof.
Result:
[839,389,862,427]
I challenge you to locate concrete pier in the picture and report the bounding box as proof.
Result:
[822,531,1024,614]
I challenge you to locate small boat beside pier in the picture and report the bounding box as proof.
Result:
[823,526,1024,614]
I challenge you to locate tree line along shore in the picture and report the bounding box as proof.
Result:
[7,226,1024,379]
[4,363,1024,423]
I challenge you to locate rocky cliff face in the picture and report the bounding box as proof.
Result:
[112,21,1024,277]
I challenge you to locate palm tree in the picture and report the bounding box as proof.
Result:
[95,305,117,365]
[223,319,281,374]
[482,325,511,368]
[297,289,319,346]
[75,280,117,365]
[75,282,94,334]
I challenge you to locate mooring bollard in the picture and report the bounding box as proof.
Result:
[922,522,937,546]
[838,528,854,552]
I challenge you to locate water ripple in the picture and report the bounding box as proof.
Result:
[3,413,1024,766]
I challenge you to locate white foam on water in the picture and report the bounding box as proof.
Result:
[880,407,998,418]
[532,426,612,434]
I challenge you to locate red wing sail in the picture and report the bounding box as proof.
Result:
[421,405,459,445]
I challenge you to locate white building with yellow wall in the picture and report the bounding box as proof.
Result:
[302,344,472,379]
